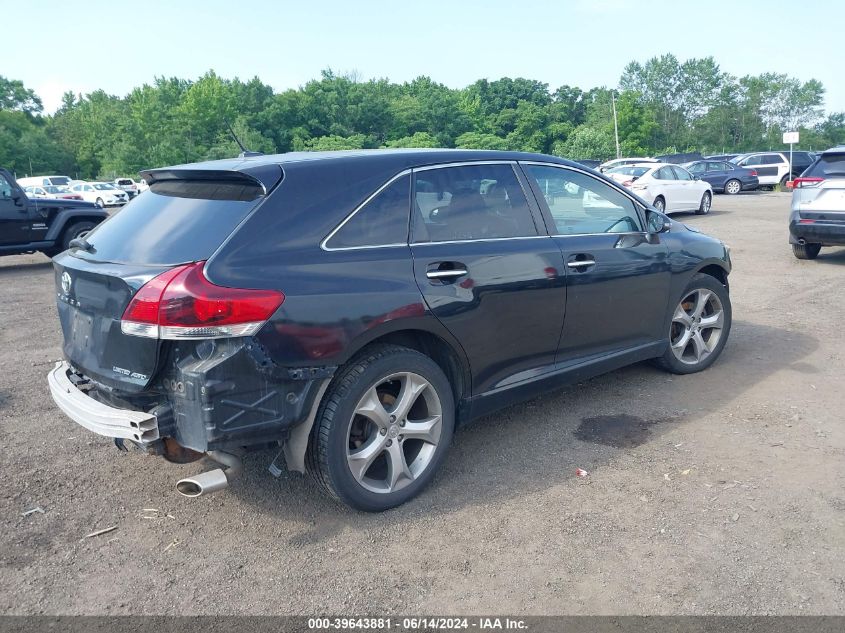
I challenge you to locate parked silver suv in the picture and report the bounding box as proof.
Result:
[788,146,845,259]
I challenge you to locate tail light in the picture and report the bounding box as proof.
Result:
[792,177,824,189]
[622,179,633,187]
[121,261,284,340]
[749,170,758,177]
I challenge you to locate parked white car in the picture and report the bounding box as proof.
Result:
[598,157,657,173]
[114,177,143,198]
[605,163,713,214]
[17,174,73,188]
[70,182,129,207]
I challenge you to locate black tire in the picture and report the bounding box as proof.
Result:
[652,196,665,213]
[95,197,104,208]
[724,179,741,195]
[307,344,455,512]
[654,273,732,375]
[779,174,790,188]
[695,192,712,215]
[792,243,821,260]
[61,221,97,252]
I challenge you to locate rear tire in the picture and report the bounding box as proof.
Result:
[695,192,712,215]
[655,273,732,375]
[792,243,821,260]
[95,197,104,208]
[307,344,455,512]
[724,179,741,195]
[780,174,790,188]
[61,221,96,252]
[652,196,665,213]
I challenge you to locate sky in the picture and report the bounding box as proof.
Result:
[6,0,845,115]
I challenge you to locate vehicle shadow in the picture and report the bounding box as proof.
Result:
[0,261,53,276]
[813,248,845,265]
[231,319,816,538]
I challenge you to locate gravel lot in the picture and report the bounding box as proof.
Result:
[1,192,844,616]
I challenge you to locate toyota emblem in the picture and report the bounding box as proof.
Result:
[61,271,72,295]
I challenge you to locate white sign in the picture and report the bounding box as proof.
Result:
[783,131,800,144]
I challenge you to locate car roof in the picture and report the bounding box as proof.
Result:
[142,149,581,191]
[821,145,845,155]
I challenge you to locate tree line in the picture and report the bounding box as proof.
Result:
[1,53,842,180]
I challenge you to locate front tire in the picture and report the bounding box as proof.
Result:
[652,196,665,213]
[792,243,821,260]
[655,273,731,375]
[695,192,712,215]
[724,179,741,195]
[307,344,455,512]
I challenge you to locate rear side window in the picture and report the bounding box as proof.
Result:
[77,179,266,265]
[411,164,536,243]
[655,167,676,180]
[762,154,783,165]
[325,174,410,249]
[804,154,845,178]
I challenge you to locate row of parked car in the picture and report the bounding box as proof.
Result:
[566,151,818,219]
[17,174,148,207]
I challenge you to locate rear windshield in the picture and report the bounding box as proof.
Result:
[116,179,132,185]
[48,176,70,186]
[76,179,265,265]
[607,166,650,177]
[803,154,845,179]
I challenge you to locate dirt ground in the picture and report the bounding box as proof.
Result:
[1,191,843,616]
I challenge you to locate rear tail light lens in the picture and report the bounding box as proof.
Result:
[792,177,824,189]
[121,261,284,340]
[622,179,633,186]
[749,170,758,177]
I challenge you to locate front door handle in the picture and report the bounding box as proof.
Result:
[566,254,596,271]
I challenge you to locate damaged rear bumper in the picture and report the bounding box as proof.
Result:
[48,361,159,443]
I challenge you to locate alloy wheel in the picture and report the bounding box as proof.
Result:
[346,372,442,494]
[670,289,725,365]
[726,180,741,195]
[653,198,665,212]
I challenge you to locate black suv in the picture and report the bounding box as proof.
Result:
[48,150,732,511]
[0,168,107,258]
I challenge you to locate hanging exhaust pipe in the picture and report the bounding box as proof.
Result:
[176,450,243,497]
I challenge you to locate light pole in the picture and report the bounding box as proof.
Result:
[611,90,620,159]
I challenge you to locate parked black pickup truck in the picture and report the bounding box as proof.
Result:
[0,167,108,257]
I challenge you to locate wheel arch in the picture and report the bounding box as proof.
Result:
[695,261,730,290]
[44,211,108,241]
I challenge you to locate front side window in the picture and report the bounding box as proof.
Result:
[412,164,536,243]
[0,174,12,199]
[326,174,410,249]
[524,165,643,235]
[672,166,693,181]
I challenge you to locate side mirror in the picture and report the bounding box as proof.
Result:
[693,175,701,181]
[647,209,671,234]
[12,193,25,206]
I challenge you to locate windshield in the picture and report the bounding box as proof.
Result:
[45,185,68,193]
[607,166,650,177]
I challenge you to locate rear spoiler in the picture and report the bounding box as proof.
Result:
[140,163,283,196]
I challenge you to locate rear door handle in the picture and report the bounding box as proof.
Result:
[426,262,468,280]
[426,268,468,279]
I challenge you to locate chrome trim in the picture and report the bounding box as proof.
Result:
[567,260,596,268]
[321,169,412,252]
[552,231,648,238]
[426,268,468,279]
[412,235,550,246]
[48,361,159,443]
[413,159,520,172]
